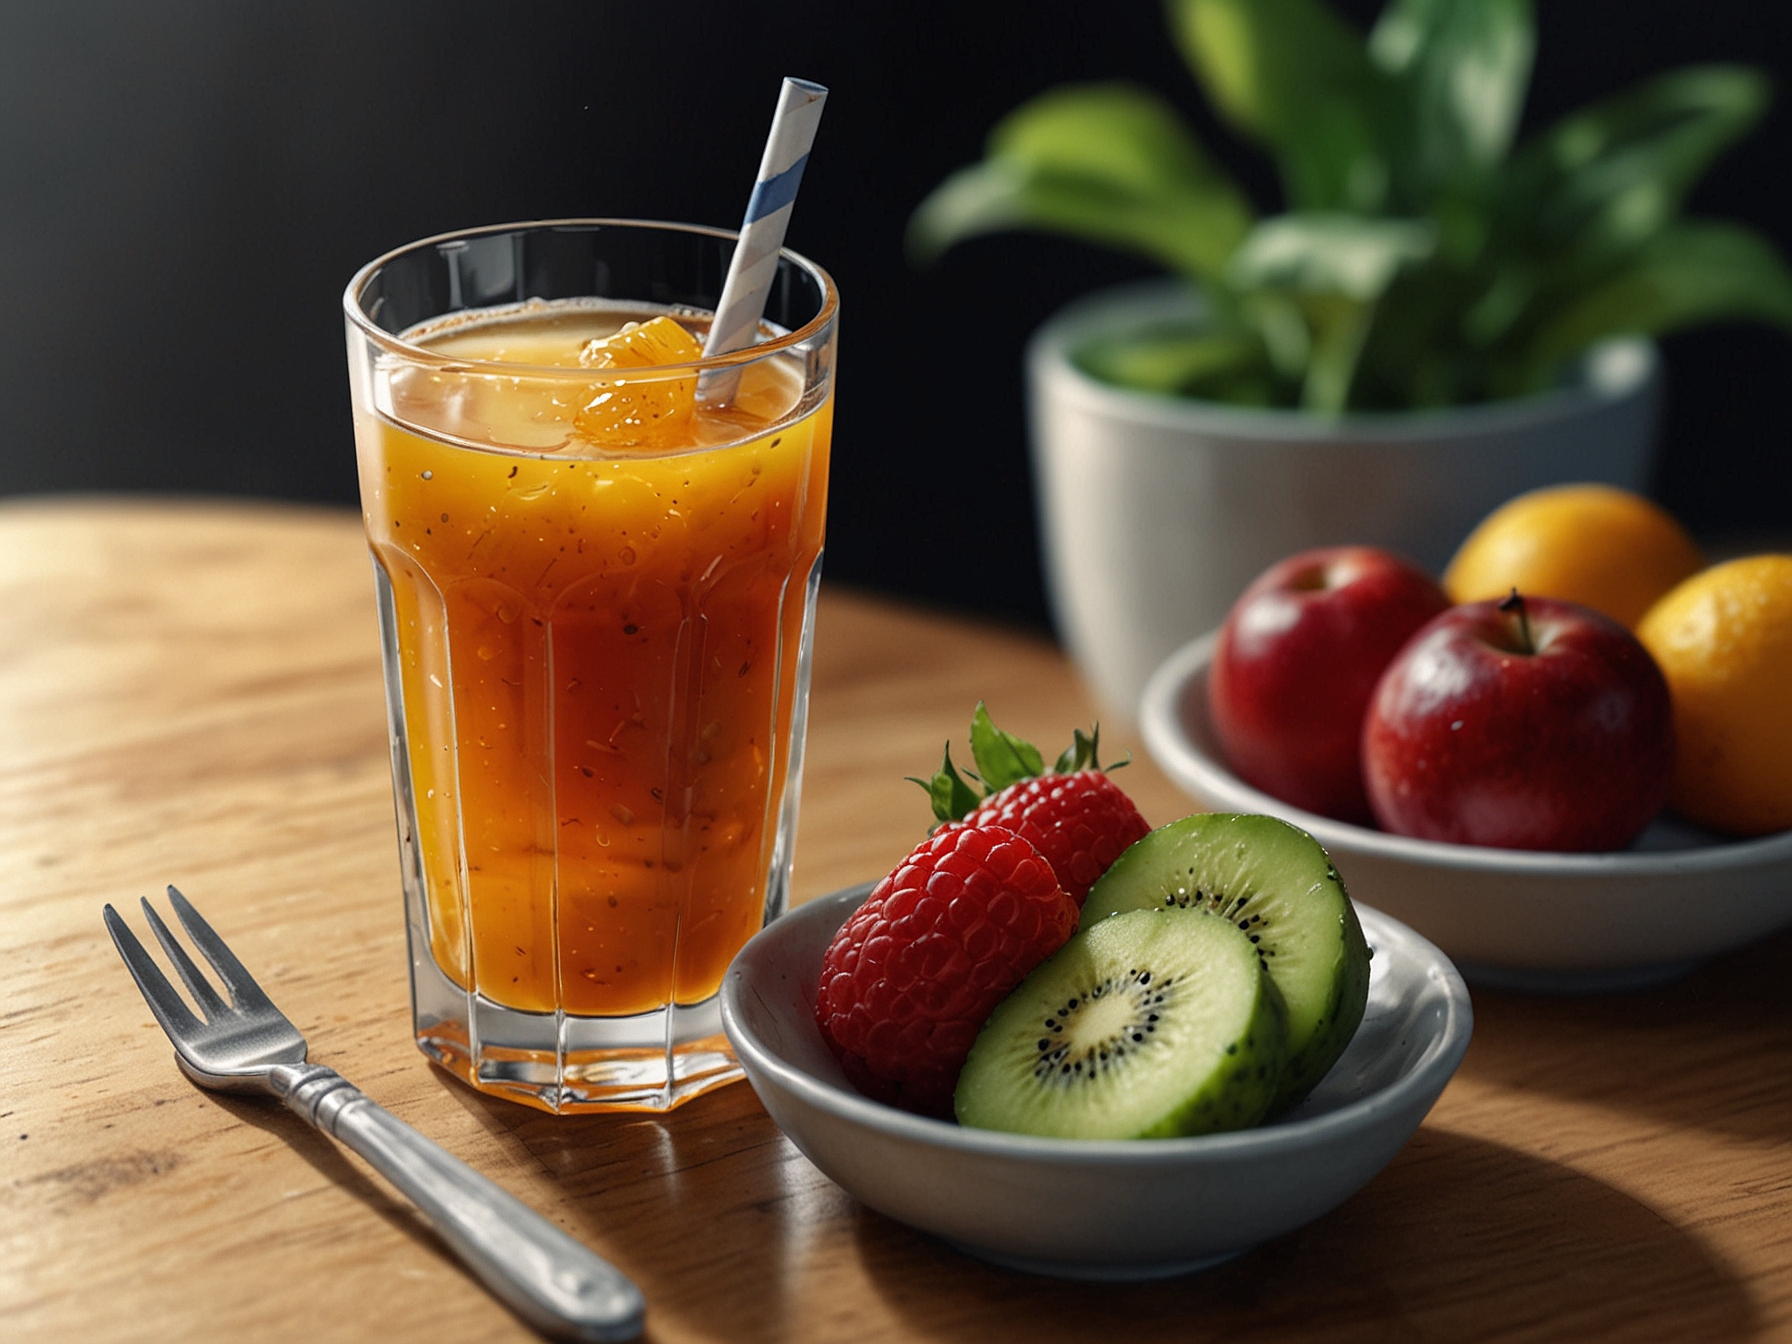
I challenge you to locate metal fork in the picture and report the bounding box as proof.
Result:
[103,886,645,1343]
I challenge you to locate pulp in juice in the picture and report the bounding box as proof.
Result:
[355,300,830,1018]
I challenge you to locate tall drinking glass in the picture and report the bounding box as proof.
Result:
[343,220,837,1113]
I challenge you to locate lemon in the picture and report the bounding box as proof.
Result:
[1637,555,1792,837]
[1445,484,1703,629]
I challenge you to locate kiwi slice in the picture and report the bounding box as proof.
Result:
[1080,813,1369,1109]
[954,907,1287,1139]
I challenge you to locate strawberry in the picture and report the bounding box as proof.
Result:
[914,704,1150,905]
[968,771,1151,905]
[814,822,1078,1118]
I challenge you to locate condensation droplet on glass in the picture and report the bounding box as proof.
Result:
[476,644,497,661]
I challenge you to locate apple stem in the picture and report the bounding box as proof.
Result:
[1498,588,1535,655]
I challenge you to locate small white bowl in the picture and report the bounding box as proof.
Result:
[720,883,1471,1280]
[1142,632,1792,992]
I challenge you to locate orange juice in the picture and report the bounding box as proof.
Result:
[356,300,830,1019]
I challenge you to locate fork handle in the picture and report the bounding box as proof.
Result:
[271,1064,645,1342]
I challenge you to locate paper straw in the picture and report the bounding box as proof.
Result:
[700,77,828,399]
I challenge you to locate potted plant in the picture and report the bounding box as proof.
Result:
[910,0,1792,719]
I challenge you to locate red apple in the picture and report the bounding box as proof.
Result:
[1208,546,1450,823]
[1362,593,1674,851]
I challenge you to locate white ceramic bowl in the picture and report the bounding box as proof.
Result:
[1027,279,1657,719]
[1142,632,1792,992]
[719,883,1471,1280]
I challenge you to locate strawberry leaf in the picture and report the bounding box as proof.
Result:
[1054,726,1098,774]
[908,744,984,824]
[969,702,1046,791]
[915,706,1124,829]
[1051,724,1132,774]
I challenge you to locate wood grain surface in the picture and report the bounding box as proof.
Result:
[2,498,1789,1343]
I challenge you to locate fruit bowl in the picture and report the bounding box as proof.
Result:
[1143,632,1792,991]
[719,883,1471,1280]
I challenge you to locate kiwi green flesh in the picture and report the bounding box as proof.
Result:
[1079,813,1370,1109]
[954,907,1288,1140]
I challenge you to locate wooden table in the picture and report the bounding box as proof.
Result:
[3,498,1789,1343]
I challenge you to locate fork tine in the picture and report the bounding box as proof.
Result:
[104,903,204,1039]
[166,885,275,1010]
[139,898,230,1020]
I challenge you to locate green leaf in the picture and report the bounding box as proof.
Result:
[1241,291,1313,380]
[1523,220,1792,379]
[987,82,1235,199]
[1507,65,1769,263]
[1168,0,1394,211]
[1300,294,1377,414]
[1228,215,1437,413]
[1053,727,1098,775]
[907,744,984,824]
[1370,0,1534,187]
[1073,325,1266,395]
[1051,726,1132,774]
[1461,263,1539,347]
[1229,213,1437,301]
[968,703,1045,792]
[906,83,1254,283]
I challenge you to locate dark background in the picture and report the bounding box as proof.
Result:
[1,1,1787,632]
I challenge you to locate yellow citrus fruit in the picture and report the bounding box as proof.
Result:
[1444,484,1704,629]
[1637,554,1792,837]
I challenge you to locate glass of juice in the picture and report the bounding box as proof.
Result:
[342,220,837,1113]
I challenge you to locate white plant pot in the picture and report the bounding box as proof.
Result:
[1027,280,1661,721]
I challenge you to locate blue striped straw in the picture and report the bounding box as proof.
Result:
[700,77,828,399]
